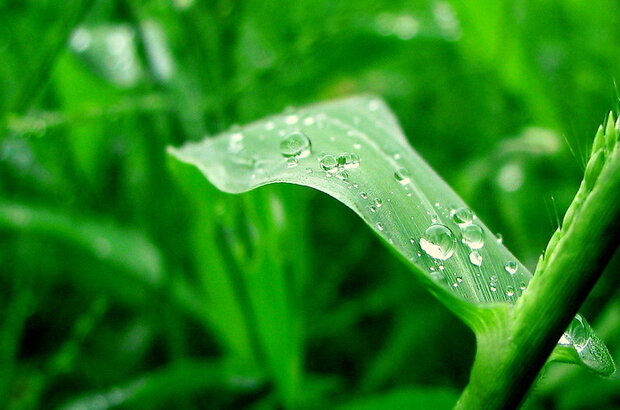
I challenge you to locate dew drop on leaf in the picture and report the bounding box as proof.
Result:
[451,206,473,226]
[469,250,482,266]
[505,286,515,297]
[394,167,411,185]
[337,152,360,169]
[504,261,518,274]
[461,223,485,249]
[319,153,337,171]
[280,131,312,158]
[419,224,455,260]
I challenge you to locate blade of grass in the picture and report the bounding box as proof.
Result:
[168,95,611,375]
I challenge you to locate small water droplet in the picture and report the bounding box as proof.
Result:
[504,261,518,274]
[489,284,497,292]
[337,152,361,169]
[374,198,383,208]
[519,282,527,291]
[496,233,503,243]
[369,206,377,213]
[303,116,315,125]
[228,132,244,153]
[505,286,515,297]
[419,224,456,260]
[280,131,312,158]
[319,154,338,172]
[335,171,349,181]
[452,282,459,288]
[451,207,473,226]
[456,276,463,283]
[360,192,368,199]
[461,224,485,249]
[377,223,385,231]
[469,251,482,266]
[394,168,411,185]
[285,114,299,125]
[490,275,498,282]
[353,143,362,149]
[368,99,380,111]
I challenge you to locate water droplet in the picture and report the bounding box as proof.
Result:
[469,251,482,266]
[319,154,338,172]
[505,286,515,297]
[451,207,473,226]
[456,276,463,283]
[489,284,497,292]
[353,143,362,149]
[335,171,349,181]
[280,131,312,158]
[377,223,385,231]
[461,224,485,249]
[419,224,455,260]
[490,275,498,282]
[519,282,527,291]
[303,116,315,125]
[452,282,459,288]
[228,132,244,153]
[369,206,377,213]
[394,168,411,185]
[368,99,380,111]
[360,192,368,199]
[285,114,299,125]
[504,261,518,274]
[337,152,360,169]
[374,198,383,208]
[496,233,503,243]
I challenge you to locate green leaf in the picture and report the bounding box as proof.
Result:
[168,95,611,374]
[338,387,458,410]
[57,359,263,410]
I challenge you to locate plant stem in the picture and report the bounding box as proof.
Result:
[456,115,620,409]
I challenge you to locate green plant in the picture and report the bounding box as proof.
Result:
[170,95,618,409]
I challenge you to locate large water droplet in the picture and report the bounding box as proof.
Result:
[394,168,411,185]
[469,251,482,266]
[319,154,338,172]
[451,207,473,226]
[280,131,311,158]
[461,224,485,249]
[504,261,518,274]
[419,224,455,260]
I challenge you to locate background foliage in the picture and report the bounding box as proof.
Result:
[1,0,619,408]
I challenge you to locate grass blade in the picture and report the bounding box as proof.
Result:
[168,95,611,374]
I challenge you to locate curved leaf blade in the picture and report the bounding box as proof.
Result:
[168,95,611,374]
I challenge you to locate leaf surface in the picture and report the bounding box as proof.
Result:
[169,95,612,374]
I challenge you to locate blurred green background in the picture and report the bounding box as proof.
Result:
[1,0,620,408]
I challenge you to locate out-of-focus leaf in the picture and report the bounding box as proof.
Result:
[338,387,458,410]
[0,200,162,286]
[57,359,264,410]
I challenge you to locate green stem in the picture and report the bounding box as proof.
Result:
[456,114,620,409]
